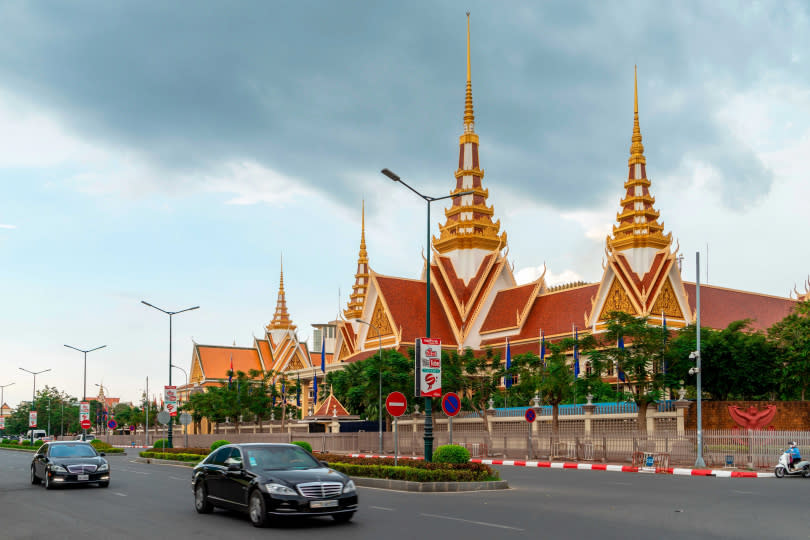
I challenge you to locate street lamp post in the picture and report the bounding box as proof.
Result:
[19,368,50,444]
[355,319,383,454]
[382,167,473,462]
[64,344,106,440]
[172,364,189,448]
[0,382,14,415]
[693,251,706,468]
[141,301,199,448]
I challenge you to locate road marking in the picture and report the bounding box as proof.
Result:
[732,490,754,494]
[609,481,632,485]
[113,492,127,497]
[370,506,394,511]
[420,513,524,531]
[169,476,187,481]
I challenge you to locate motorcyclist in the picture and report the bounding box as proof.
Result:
[788,441,801,469]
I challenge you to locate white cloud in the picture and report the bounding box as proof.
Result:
[0,224,16,229]
[515,264,584,287]
[201,161,317,207]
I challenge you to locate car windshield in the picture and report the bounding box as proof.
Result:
[49,444,98,458]
[245,446,321,471]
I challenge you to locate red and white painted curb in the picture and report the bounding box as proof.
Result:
[470,458,774,478]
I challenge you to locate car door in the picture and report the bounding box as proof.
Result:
[33,444,49,478]
[203,447,232,502]
[221,447,250,508]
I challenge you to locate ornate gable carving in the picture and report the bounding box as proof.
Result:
[599,277,636,319]
[287,356,305,371]
[338,341,351,362]
[650,278,683,318]
[190,355,203,383]
[370,297,394,337]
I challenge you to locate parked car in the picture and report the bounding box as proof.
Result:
[74,434,96,442]
[25,429,49,441]
[191,443,358,527]
[31,441,110,489]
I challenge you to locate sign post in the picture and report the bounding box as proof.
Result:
[442,392,461,445]
[525,408,536,459]
[179,412,192,449]
[79,402,91,440]
[415,338,441,462]
[157,411,170,458]
[386,392,407,466]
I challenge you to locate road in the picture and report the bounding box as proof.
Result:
[0,449,805,539]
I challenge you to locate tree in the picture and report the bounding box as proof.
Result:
[769,300,810,400]
[538,341,574,438]
[585,311,667,435]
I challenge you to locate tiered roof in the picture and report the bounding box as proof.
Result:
[267,258,296,331]
[344,201,369,320]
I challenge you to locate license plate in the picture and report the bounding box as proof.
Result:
[310,500,338,509]
[77,474,89,481]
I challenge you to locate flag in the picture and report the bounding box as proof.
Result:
[573,326,580,378]
[296,374,301,407]
[540,330,546,367]
[618,336,626,382]
[313,370,318,405]
[321,336,326,373]
[505,338,512,389]
[228,353,234,387]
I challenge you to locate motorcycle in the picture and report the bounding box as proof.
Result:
[774,448,810,478]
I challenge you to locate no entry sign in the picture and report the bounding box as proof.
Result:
[385,391,407,417]
[80,419,91,430]
[442,392,461,417]
[525,408,537,423]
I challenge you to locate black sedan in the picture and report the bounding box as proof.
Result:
[31,441,110,489]
[192,443,358,527]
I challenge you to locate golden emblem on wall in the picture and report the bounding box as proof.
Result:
[650,278,683,318]
[370,298,394,337]
[599,277,636,319]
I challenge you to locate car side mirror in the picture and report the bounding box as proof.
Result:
[320,461,329,467]
[100,452,106,457]
[227,462,242,472]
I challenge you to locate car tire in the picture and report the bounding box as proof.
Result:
[98,481,110,488]
[332,512,355,523]
[30,466,41,485]
[248,490,269,528]
[44,472,53,490]
[194,481,214,514]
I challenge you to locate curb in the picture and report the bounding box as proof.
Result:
[470,459,774,479]
[133,457,196,467]
[353,476,508,492]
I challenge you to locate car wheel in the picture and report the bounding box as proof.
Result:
[248,490,269,528]
[194,481,214,514]
[775,466,786,478]
[332,512,355,523]
[98,481,110,488]
[44,472,53,490]
[30,466,41,485]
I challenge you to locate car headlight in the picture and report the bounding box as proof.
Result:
[97,463,109,472]
[265,483,297,496]
[49,464,67,473]
[342,480,356,494]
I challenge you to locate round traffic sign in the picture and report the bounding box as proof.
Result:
[157,411,171,425]
[108,419,117,430]
[80,419,91,430]
[179,412,192,426]
[524,408,537,423]
[441,392,461,417]
[385,391,407,417]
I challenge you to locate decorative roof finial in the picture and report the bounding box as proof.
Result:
[344,201,370,319]
[463,11,475,133]
[268,254,296,331]
[629,65,646,166]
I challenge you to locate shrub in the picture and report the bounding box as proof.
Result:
[432,444,471,464]
[20,439,32,446]
[91,439,113,450]
[292,441,313,453]
[140,451,204,463]
[147,447,209,456]
[210,440,230,452]
[329,463,492,482]
[151,439,169,449]
[315,453,495,478]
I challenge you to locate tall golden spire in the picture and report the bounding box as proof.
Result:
[268,255,296,331]
[434,13,506,254]
[609,67,670,252]
[344,201,370,320]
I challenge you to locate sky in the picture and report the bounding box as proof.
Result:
[1,1,810,408]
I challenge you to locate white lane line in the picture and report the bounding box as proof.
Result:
[113,492,127,497]
[420,513,524,531]
[732,490,754,494]
[370,506,394,511]
[169,476,187,481]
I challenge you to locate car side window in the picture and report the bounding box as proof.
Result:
[226,448,242,465]
[210,447,231,466]
[36,444,48,457]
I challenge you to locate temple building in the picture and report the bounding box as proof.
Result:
[184,15,804,414]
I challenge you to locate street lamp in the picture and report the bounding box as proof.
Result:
[64,344,106,402]
[0,382,14,415]
[355,319,383,454]
[19,367,50,444]
[141,301,199,448]
[693,251,705,468]
[171,364,189,448]
[382,167,473,462]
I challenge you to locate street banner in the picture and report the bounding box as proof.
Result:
[79,402,90,424]
[414,338,442,397]
[0,417,5,430]
[164,386,177,416]
[29,411,37,428]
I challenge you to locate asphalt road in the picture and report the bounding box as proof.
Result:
[0,449,806,540]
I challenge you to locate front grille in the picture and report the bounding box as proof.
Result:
[66,464,98,474]
[296,482,343,498]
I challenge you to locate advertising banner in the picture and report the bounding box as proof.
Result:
[0,417,5,430]
[29,411,37,428]
[164,386,178,417]
[414,338,442,397]
[79,401,90,424]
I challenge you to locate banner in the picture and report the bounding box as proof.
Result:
[29,411,37,428]
[79,402,90,424]
[164,386,178,417]
[0,417,5,430]
[415,338,442,397]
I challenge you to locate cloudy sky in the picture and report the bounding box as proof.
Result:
[1,1,809,408]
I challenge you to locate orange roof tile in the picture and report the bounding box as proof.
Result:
[196,345,263,380]
[313,393,351,417]
[257,340,273,369]
[375,275,457,346]
[683,283,796,332]
[480,282,538,333]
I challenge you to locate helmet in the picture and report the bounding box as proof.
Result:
[790,441,797,447]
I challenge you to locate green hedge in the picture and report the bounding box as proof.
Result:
[151,439,169,449]
[329,462,493,482]
[316,453,494,476]
[146,447,209,456]
[140,451,204,463]
[292,441,313,453]
[433,445,471,464]
[0,443,37,451]
[210,440,230,452]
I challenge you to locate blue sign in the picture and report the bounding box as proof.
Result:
[524,408,536,423]
[645,454,654,467]
[442,393,461,417]
[107,419,117,430]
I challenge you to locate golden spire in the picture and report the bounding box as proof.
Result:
[629,65,646,166]
[434,13,506,254]
[268,254,296,331]
[609,66,670,252]
[344,201,370,320]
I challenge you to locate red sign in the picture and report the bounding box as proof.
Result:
[385,392,407,417]
[442,392,461,417]
[81,419,91,430]
[166,402,177,417]
[525,408,537,423]
[108,419,118,430]
[29,411,37,428]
